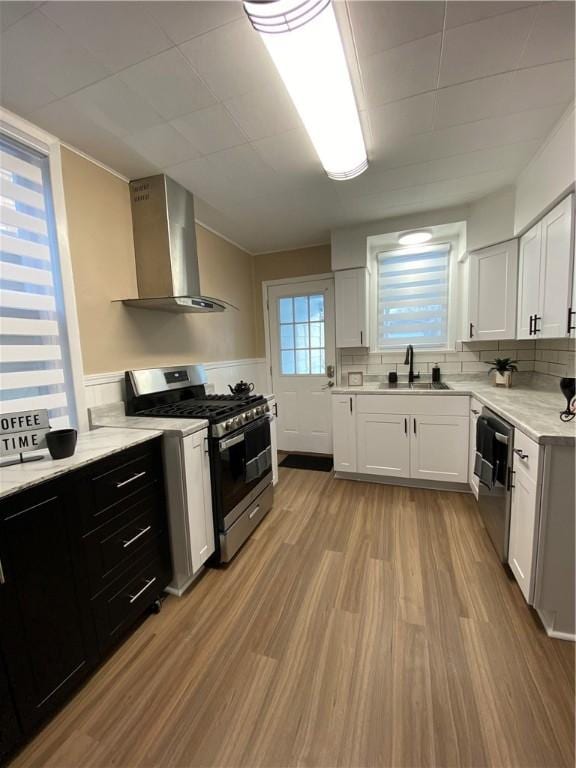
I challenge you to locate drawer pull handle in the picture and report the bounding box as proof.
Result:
[513,448,529,461]
[116,470,147,489]
[122,525,152,548]
[0,558,5,585]
[128,576,157,604]
[249,505,260,520]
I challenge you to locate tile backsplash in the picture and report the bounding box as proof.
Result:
[338,338,576,383]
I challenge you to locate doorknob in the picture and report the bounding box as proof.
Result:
[322,381,335,390]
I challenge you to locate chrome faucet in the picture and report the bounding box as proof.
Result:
[404,344,419,383]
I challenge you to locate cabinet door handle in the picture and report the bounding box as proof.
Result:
[413,418,417,435]
[507,467,515,490]
[513,448,529,461]
[274,402,278,418]
[116,470,146,489]
[0,558,5,585]
[122,525,152,549]
[469,322,474,338]
[568,307,575,334]
[529,314,534,335]
[360,330,363,345]
[533,315,541,334]
[404,417,407,435]
[350,397,353,414]
[128,576,157,604]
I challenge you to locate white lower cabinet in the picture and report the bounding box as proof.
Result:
[182,428,215,574]
[268,398,279,485]
[410,415,469,483]
[469,398,482,498]
[332,395,357,472]
[333,394,469,484]
[357,413,410,477]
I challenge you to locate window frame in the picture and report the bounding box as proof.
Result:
[369,238,461,353]
[1,107,87,430]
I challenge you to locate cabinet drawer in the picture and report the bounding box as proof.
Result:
[83,490,166,597]
[513,430,541,483]
[79,440,163,532]
[91,543,171,653]
[356,394,469,416]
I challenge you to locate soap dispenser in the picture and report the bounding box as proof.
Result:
[432,363,441,383]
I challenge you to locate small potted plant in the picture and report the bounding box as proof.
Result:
[487,357,518,388]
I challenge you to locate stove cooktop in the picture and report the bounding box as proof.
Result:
[137,394,265,423]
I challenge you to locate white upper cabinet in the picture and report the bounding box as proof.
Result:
[540,195,574,338]
[468,239,518,341]
[335,268,369,348]
[517,194,574,340]
[517,223,542,339]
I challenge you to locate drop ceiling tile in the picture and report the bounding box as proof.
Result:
[171,104,247,155]
[361,33,442,107]
[224,84,300,141]
[0,10,110,97]
[178,17,277,101]
[0,62,59,115]
[119,48,216,121]
[40,1,172,73]
[425,141,539,184]
[251,128,320,178]
[434,73,511,129]
[445,1,536,30]
[348,1,444,58]
[68,76,164,139]
[420,170,513,202]
[365,92,436,144]
[29,99,158,178]
[334,162,427,201]
[341,185,426,222]
[145,1,243,45]
[438,6,536,87]
[123,123,200,168]
[378,132,433,169]
[428,105,564,160]
[505,60,575,114]
[519,1,575,69]
[0,2,41,31]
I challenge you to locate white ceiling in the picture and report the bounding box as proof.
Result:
[0,1,574,254]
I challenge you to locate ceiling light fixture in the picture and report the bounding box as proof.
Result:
[243,0,368,181]
[398,230,433,246]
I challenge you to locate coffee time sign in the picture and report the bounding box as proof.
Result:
[0,410,50,459]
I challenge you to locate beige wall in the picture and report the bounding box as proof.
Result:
[60,148,258,375]
[253,244,332,355]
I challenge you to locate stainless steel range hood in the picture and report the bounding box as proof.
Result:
[119,175,231,313]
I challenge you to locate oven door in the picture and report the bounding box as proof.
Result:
[214,416,272,529]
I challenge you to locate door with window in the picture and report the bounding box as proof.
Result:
[268,279,335,454]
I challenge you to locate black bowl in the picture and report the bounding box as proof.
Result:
[46,428,77,460]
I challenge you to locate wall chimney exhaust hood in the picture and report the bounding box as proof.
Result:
[118,175,233,313]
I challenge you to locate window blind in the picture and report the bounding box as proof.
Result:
[377,244,450,348]
[0,134,76,427]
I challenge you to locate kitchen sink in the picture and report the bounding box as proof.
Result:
[378,382,450,390]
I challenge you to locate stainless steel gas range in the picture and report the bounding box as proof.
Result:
[125,365,274,565]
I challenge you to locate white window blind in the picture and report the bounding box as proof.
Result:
[377,244,450,348]
[0,133,76,427]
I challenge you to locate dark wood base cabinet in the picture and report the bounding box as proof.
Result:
[0,438,171,765]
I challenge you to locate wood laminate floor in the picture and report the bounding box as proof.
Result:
[12,468,575,768]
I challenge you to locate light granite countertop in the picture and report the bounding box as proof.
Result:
[89,402,208,437]
[332,376,575,446]
[0,426,163,500]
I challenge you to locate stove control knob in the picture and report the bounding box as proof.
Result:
[233,417,241,427]
[225,420,233,431]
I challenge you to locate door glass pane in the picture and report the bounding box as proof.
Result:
[277,291,326,376]
[309,294,324,321]
[280,324,294,349]
[294,323,309,349]
[279,297,293,323]
[310,349,325,374]
[294,296,309,322]
[295,349,310,374]
[281,350,295,374]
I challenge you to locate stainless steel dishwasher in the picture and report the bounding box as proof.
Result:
[477,408,514,562]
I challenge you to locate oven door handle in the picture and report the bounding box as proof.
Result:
[220,433,245,452]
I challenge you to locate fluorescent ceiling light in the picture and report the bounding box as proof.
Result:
[243,0,368,181]
[398,230,433,245]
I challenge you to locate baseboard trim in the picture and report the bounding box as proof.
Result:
[537,609,576,642]
[334,471,471,494]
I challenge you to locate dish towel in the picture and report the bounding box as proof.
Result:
[474,417,497,489]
